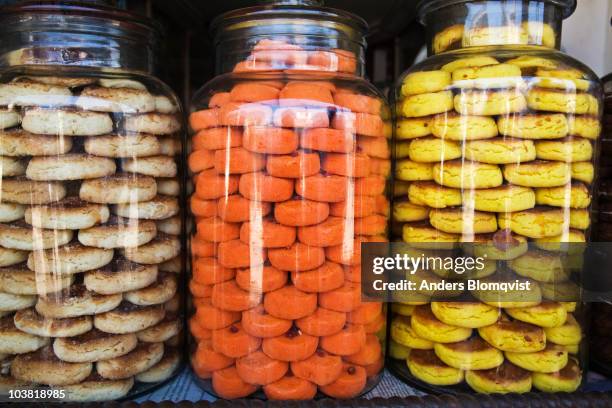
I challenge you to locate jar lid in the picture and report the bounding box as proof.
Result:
[210,0,367,47]
[417,0,577,22]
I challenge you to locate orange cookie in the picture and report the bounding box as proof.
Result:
[242,305,292,338]
[321,153,371,177]
[243,126,299,154]
[301,128,354,153]
[291,261,345,293]
[266,151,321,178]
[212,323,262,359]
[296,174,348,202]
[239,172,294,202]
[262,327,319,362]
[268,243,325,272]
[274,198,329,227]
[296,307,346,337]
[264,285,317,320]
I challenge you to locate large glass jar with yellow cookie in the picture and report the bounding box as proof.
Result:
[390,0,602,394]
[186,0,390,400]
[0,1,184,401]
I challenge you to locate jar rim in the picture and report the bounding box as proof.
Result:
[210,3,368,45]
[417,0,577,22]
[0,0,161,39]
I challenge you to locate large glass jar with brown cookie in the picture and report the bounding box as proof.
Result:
[186,0,390,400]
[0,1,184,401]
[390,0,602,394]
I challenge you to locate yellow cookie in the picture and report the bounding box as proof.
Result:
[534,229,586,253]
[396,117,432,139]
[522,21,557,48]
[544,314,582,346]
[462,25,528,48]
[389,339,411,360]
[503,160,570,187]
[466,232,529,261]
[411,305,472,343]
[398,90,454,117]
[535,182,591,208]
[505,301,568,328]
[451,63,523,89]
[498,113,568,139]
[441,56,499,73]
[478,319,546,353]
[534,68,590,91]
[408,181,462,209]
[532,358,582,393]
[408,137,462,163]
[466,361,532,394]
[455,89,527,116]
[400,70,451,96]
[431,301,500,329]
[433,160,503,189]
[464,137,536,164]
[506,55,557,70]
[497,207,566,238]
[395,141,410,158]
[393,201,430,222]
[431,112,498,141]
[462,185,535,213]
[390,315,433,349]
[506,344,568,373]
[535,137,592,162]
[571,162,594,184]
[402,223,460,249]
[434,337,503,371]
[408,349,464,386]
[429,208,497,234]
[509,250,570,283]
[433,24,464,54]
[393,180,411,197]
[395,159,434,181]
[568,116,601,139]
[527,88,595,114]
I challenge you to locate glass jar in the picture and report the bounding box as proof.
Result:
[0,1,184,401]
[390,0,602,394]
[187,0,390,400]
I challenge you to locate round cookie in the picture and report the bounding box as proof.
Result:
[0,80,71,106]
[506,344,568,373]
[571,162,594,184]
[156,178,180,197]
[431,113,498,141]
[544,314,582,346]
[159,257,181,274]
[84,258,158,295]
[124,113,181,135]
[0,202,25,223]
[466,231,529,260]
[0,315,49,354]
[0,221,73,250]
[399,70,451,96]
[503,160,570,187]
[408,181,461,209]
[156,216,181,235]
[393,201,430,222]
[535,182,591,208]
[94,302,165,334]
[570,208,590,230]
[508,250,569,283]
[14,307,92,338]
[76,86,155,113]
[395,160,434,181]
[441,56,499,72]
[25,197,110,230]
[506,55,557,70]
[534,229,585,253]
[60,372,134,402]
[53,329,138,363]
[430,301,500,329]
[568,116,601,139]
[498,113,568,139]
[534,69,590,91]
[535,137,592,162]
[1,178,66,205]
[396,117,432,139]
[402,223,459,249]
[498,207,565,238]
[0,109,21,129]
[155,95,178,114]
[406,349,464,386]
[0,247,28,267]
[505,301,568,328]
[19,75,95,88]
[411,305,472,343]
[0,156,26,177]
[123,273,177,306]
[97,342,164,380]
[0,291,37,312]
[159,137,182,156]
[78,216,157,249]
[466,361,532,394]
[451,63,523,89]
[472,274,542,309]
[454,89,527,116]
[80,173,157,204]
[408,137,462,162]
[433,24,464,54]
[522,21,557,48]
[84,133,161,158]
[0,263,73,295]
[35,284,122,319]
[22,108,113,136]
[121,233,180,265]
[11,346,92,386]
[26,154,116,181]
[122,155,178,178]
[0,128,73,156]
[99,78,147,90]
[429,208,497,234]
[398,90,454,118]
[532,357,581,393]
[478,319,546,353]
[434,336,504,370]
[113,195,179,220]
[433,160,503,189]
[527,88,594,114]
[464,138,536,164]
[463,184,535,213]
[28,243,114,275]
[137,314,181,343]
[462,25,528,47]
[135,346,180,383]
[390,316,433,349]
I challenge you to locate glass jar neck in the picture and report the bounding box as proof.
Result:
[423,1,565,55]
[0,4,158,73]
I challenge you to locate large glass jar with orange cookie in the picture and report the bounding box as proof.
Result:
[187,0,390,400]
[390,0,602,395]
[0,2,185,401]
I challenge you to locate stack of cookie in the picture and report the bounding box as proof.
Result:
[187,44,390,400]
[391,54,601,393]
[0,76,183,400]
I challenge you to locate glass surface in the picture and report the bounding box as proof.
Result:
[389,0,603,395]
[187,2,389,400]
[0,2,185,402]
